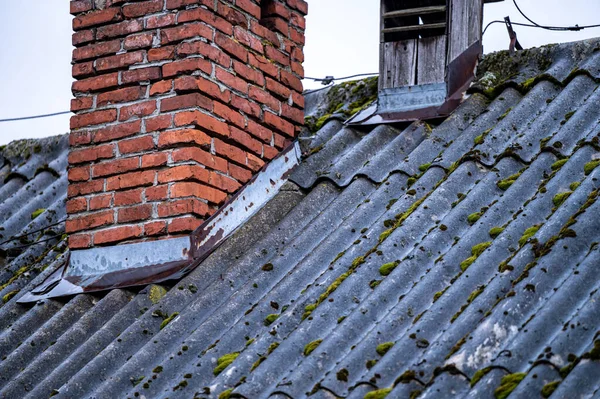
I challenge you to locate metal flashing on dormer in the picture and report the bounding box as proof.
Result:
[18,142,301,302]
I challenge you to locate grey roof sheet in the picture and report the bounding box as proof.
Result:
[2,38,600,399]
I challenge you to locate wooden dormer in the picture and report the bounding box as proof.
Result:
[370,0,504,122]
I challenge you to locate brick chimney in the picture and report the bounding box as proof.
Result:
[66,0,307,249]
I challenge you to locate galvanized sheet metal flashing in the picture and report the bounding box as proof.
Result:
[18,142,301,302]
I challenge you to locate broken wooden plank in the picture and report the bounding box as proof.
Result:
[380,39,417,90]
[382,22,446,34]
[382,5,446,19]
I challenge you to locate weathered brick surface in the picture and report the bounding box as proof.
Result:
[69,0,306,247]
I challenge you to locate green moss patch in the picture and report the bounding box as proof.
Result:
[379,260,400,276]
[553,191,572,208]
[471,367,493,387]
[467,212,483,225]
[213,352,240,376]
[376,342,394,356]
[497,172,522,190]
[550,159,568,171]
[519,225,543,246]
[489,226,505,238]
[148,285,167,304]
[584,160,600,175]
[218,388,233,399]
[264,314,279,326]
[494,372,527,399]
[460,242,491,271]
[159,312,179,330]
[541,381,561,398]
[303,339,323,356]
[31,208,45,220]
[364,388,392,399]
[2,290,19,303]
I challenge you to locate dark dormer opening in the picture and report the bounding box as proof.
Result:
[260,0,276,28]
[382,0,447,42]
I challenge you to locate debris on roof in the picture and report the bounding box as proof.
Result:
[1,38,600,398]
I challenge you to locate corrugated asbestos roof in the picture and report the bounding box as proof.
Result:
[2,38,600,399]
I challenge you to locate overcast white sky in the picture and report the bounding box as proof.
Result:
[1,1,600,145]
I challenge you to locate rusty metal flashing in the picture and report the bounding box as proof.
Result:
[347,41,482,126]
[18,142,301,303]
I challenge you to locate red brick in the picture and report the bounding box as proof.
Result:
[166,0,210,9]
[291,60,304,77]
[235,0,261,19]
[174,76,231,103]
[68,180,104,197]
[94,225,143,245]
[69,234,92,249]
[148,46,176,62]
[272,133,286,149]
[96,20,143,40]
[68,165,91,182]
[228,163,252,183]
[106,170,155,190]
[145,221,167,236]
[119,100,157,121]
[249,85,279,112]
[96,51,145,72]
[174,110,230,137]
[70,0,92,15]
[90,193,113,210]
[176,40,231,68]
[162,58,212,78]
[72,29,95,46]
[122,0,163,18]
[288,0,308,14]
[171,181,227,204]
[71,109,117,129]
[67,197,88,214]
[178,7,233,35]
[263,1,290,19]
[119,135,155,154]
[93,120,141,142]
[230,126,262,155]
[264,111,295,137]
[150,80,172,96]
[72,73,119,93]
[282,103,304,124]
[209,171,241,193]
[168,216,203,234]
[248,53,279,78]
[114,188,143,206]
[73,39,121,61]
[265,45,290,67]
[290,12,306,30]
[146,114,173,132]
[146,184,169,201]
[172,147,228,173]
[214,102,245,129]
[158,164,210,185]
[213,138,246,165]
[215,68,248,95]
[261,16,289,36]
[266,77,291,99]
[215,32,248,62]
[97,86,145,106]
[161,23,213,44]
[118,204,152,223]
[69,143,115,164]
[233,61,264,86]
[231,94,261,119]
[250,21,280,46]
[73,8,122,30]
[263,144,279,160]
[71,97,94,112]
[247,153,266,171]
[217,2,248,28]
[161,93,213,113]
[93,157,140,177]
[157,198,210,218]
[72,62,94,78]
[121,67,161,84]
[70,130,92,146]
[147,13,177,29]
[280,69,303,92]
[124,33,154,50]
[290,27,305,45]
[233,26,263,54]
[66,210,114,233]
[158,128,211,148]
[291,46,304,62]
[141,152,169,168]
[247,119,273,142]
[291,91,304,108]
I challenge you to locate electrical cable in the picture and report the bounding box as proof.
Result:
[0,219,66,247]
[0,111,71,123]
[511,0,600,31]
